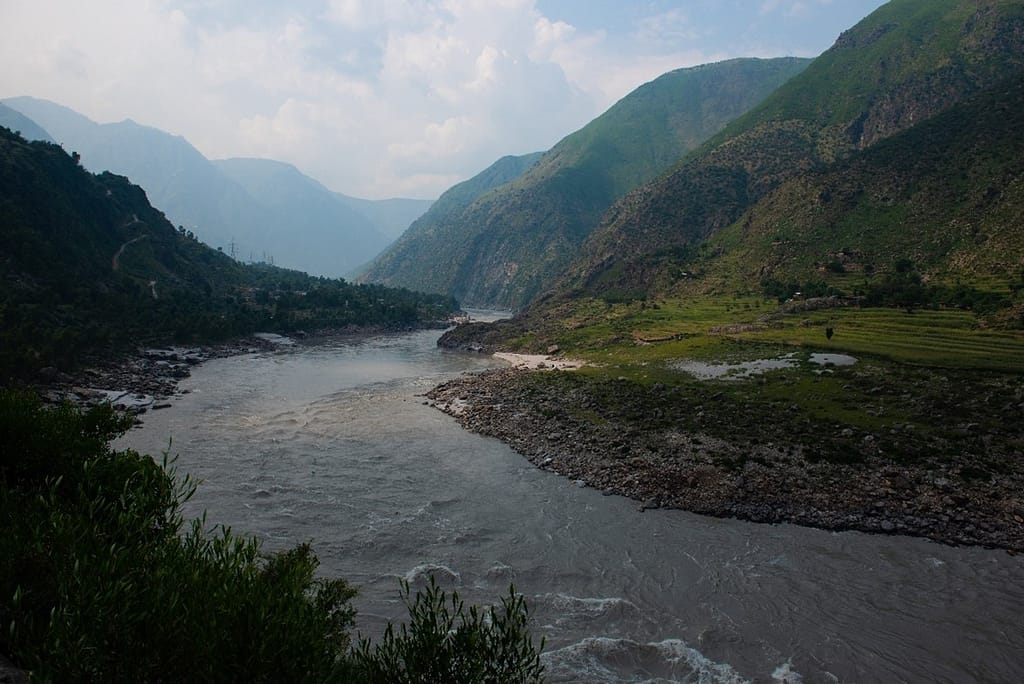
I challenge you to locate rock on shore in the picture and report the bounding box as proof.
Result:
[35,322,450,417]
[36,337,285,416]
[426,368,1024,552]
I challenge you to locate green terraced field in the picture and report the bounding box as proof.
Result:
[546,295,1024,374]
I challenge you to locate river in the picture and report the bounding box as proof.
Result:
[117,327,1024,683]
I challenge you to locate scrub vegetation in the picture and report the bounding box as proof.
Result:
[0,127,458,381]
[0,391,544,682]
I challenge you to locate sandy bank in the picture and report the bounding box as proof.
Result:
[493,352,586,370]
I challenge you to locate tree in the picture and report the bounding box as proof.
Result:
[347,578,545,683]
[0,392,544,682]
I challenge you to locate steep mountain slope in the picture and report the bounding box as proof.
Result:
[0,104,52,143]
[363,58,811,309]
[0,128,456,377]
[211,157,389,273]
[566,0,1024,300]
[334,195,433,242]
[1,98,393,276]
[699,74,1024,297]
[357,151,543,287]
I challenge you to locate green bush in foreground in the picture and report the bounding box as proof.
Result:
[347,578,545,683]
[0,391,544,682]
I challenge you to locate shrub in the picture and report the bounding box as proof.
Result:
[347,577,545,683]
[0,391,544,682]
[0,391,358,682]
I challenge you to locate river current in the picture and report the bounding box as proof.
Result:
[118,327,1024,683]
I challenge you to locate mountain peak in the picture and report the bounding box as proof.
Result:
[558,0,1024,304]
[361,57,812,309]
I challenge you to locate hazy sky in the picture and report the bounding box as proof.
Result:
[1,0,887,199]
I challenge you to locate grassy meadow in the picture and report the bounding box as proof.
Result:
[494,293,1024,462]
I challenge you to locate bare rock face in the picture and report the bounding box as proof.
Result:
[848,72,974,150]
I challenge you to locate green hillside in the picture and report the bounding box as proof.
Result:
[362,58,811,309]
[3,97,395,277]
[356,151,543,289]
[701,74,1024,302]
[0,128,456,379]
[567,0,1024,301]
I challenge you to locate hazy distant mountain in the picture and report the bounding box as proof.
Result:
[4,96,270,255]
[355,151,543,290]
[0,127,458,376]
[3,97,95,143]
[1,97,407,277]
[0,103,53,143]
[559,0,1024,302]
[361,57,811,309]
[334,195,433,241]
[210,157,390,275]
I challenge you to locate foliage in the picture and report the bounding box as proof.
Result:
[760,278,844,302]
[0,391,544,682]
[0,391,358,681]
[347,578,545,684]
[0,126,457,380]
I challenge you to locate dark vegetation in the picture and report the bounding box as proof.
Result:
[0,390,544,681]
[0,126,457,380]
[2,97,402,277]
[349,579,544,683]
[760,264,1014,314]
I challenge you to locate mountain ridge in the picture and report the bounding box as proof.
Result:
[356,151,544,294]
[362,57,812,309]
[1,97,430,277]
[561,0,1024,302]
[0,103,53,143]
[0,127,457,377]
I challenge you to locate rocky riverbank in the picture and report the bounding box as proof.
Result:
[34,322,452,418]
[427,366,1024,552]
[33,337,281,416]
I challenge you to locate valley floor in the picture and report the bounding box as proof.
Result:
[427,364,1024,552]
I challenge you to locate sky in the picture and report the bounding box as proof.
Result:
[0,0,887,200]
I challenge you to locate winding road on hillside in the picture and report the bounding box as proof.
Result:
[111,220,158,298]
[112,213,148,271]
[111,235,148,271]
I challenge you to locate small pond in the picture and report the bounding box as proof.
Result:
[674,352,858,380]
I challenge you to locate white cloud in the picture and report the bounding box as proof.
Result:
[327,0,428,30]
[0,0,714,198]
[760,0,834,18]
[632,8,698,46]
[0,0,880,199]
